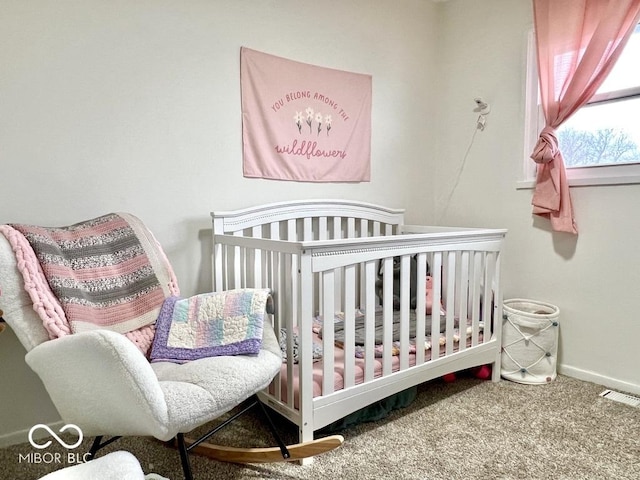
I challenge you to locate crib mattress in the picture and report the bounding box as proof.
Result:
[271,327,482,409]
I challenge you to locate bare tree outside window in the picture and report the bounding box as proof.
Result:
[559,127,640,167]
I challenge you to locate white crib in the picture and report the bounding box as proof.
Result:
[211,199,506,454]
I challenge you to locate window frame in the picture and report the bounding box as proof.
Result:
[519,29,640,189]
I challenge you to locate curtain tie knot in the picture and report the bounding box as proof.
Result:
[531,126,559,164]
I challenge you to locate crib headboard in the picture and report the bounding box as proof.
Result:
[210,200,505,296]
[211,199,405,241]
[210,199,407,307]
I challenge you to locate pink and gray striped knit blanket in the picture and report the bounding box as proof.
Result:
[9,213,179,342]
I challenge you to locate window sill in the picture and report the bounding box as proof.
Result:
[517,170,640,189]
[516,163,640,190]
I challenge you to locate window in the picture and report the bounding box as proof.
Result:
[520,24,640,188]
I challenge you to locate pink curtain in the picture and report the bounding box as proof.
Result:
[531,0,640,234]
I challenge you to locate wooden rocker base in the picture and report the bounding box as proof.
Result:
[182,434,344,464]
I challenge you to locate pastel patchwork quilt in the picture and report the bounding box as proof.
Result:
[150,289,271,363]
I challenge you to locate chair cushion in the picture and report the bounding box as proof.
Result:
[150,289,271,363]
[151,322,282,439]
[155,352,281,436]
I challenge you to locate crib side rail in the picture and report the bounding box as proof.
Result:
[304,230,505,406]
[306,229,506,272]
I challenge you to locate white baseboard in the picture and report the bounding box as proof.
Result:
[0,420,64,449]
[558,364,640,396]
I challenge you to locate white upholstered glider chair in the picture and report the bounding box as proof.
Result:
[0,214,341,480]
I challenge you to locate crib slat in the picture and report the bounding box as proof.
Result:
[399,255,411,371]
[493,251,503,353]
[267,224,283,403]
[283,226,297,408]
[382,257,394,376]
[364,260,376,382]
[343,265,356,389]
[484,252,496,340]
[360,219,369,238]
[284,248,296,408]
[298,252,314,429]
[332,217,342,239]
[317,219,328,316]
[304,217,313,241]
[319,217,328,240]
[359,219,370,311]
[332,217,343,312]
[287,220,298,328]
[445,253,457,355]
[285,324,294,407]
[261,246,269,288]
[233,231,242,289]
[216,244,227,291]
[212,218,224,291]
[252,225,263,288]
[372,221,381,237]
[431,252,443,360]
[415,253,428,365]
[470,252,482,346]
[347,217,355,237]
[322,271,335,396]
[458,251,470,352]
[386,223,394,236]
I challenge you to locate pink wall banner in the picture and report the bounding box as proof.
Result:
[240,47,372,182]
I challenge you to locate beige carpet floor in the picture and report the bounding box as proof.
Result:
[1,374,639,480]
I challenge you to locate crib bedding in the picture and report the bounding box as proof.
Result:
[272,319,483,409]
[320,307,449,346]
[279,307,460,363]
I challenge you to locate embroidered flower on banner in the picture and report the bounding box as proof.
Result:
[296,108,333,137]
[305,107,314,134]
[294,112,303,134]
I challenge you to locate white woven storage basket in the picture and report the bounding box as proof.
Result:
[501,298,560,384]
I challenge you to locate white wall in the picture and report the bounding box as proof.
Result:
[2,0,638,447]
[432,0,640,395]
[0,0,437,444]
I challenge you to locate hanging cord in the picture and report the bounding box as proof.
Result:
[436,121,481,224]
